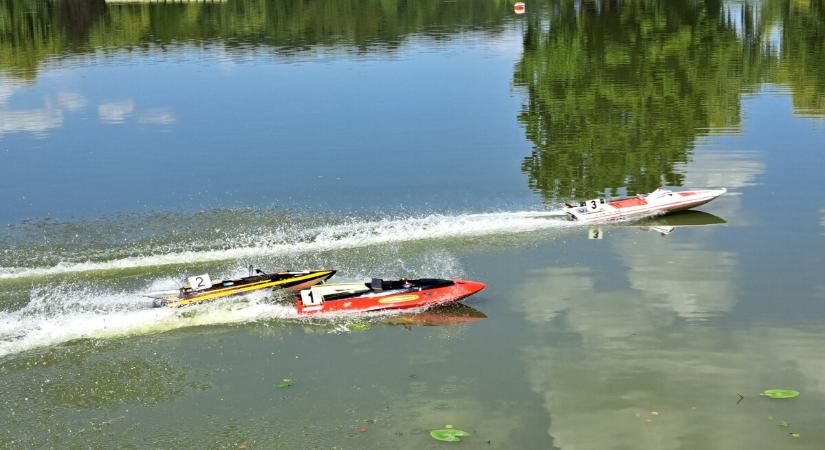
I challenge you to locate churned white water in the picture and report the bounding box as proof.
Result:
[0,210,572,356]
[0,210,574,279]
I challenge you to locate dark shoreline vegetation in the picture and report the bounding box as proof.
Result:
[1,0,823,201]
[0,0,515,80]
[513,0,824,199]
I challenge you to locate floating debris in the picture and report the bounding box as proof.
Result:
[790,433,800,438]
[430,424,470,442]
[275,378,294,388]
[760,389,799,399]
[350,322,370,331]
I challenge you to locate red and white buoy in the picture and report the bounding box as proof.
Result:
[514,2,526,15]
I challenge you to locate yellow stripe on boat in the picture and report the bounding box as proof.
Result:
[168,270,333,308]
[377,294,420,304]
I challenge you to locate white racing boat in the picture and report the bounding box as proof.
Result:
[563,188,726,223]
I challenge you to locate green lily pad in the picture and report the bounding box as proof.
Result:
[760,389,799,399]
[430,425,470,442]
[275,378,294,388]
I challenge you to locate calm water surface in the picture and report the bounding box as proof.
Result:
[1,0,825,448]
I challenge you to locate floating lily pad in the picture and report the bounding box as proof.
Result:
[430,424,470,442]
[760,389,799,399]
[275,378,294,388]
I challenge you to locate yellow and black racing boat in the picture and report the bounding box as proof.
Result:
[147,267,336,308]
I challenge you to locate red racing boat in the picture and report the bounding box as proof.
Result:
[295,278,485,315]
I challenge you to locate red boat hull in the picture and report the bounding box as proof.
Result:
[296,280,485,315]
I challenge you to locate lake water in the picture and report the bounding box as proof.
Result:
[1,0,825,448]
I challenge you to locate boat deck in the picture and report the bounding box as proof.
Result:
[608,197,648,208]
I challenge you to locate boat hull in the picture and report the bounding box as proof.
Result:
[149,270,336,308]
[296,279,485,315]
[565,188,726,223]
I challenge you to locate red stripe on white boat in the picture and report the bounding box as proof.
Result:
[609,197,648,208]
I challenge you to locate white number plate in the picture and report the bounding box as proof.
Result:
[586,198,603,212]
[188,273,212,291]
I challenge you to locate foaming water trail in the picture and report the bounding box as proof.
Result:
[0,211,572,279]
[0,282,457,357]
[0,284,302,358]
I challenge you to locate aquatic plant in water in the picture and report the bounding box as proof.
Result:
[760,389,799,399]
[430,425,470,442]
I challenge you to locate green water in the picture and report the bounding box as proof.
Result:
[2,0,825,448]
